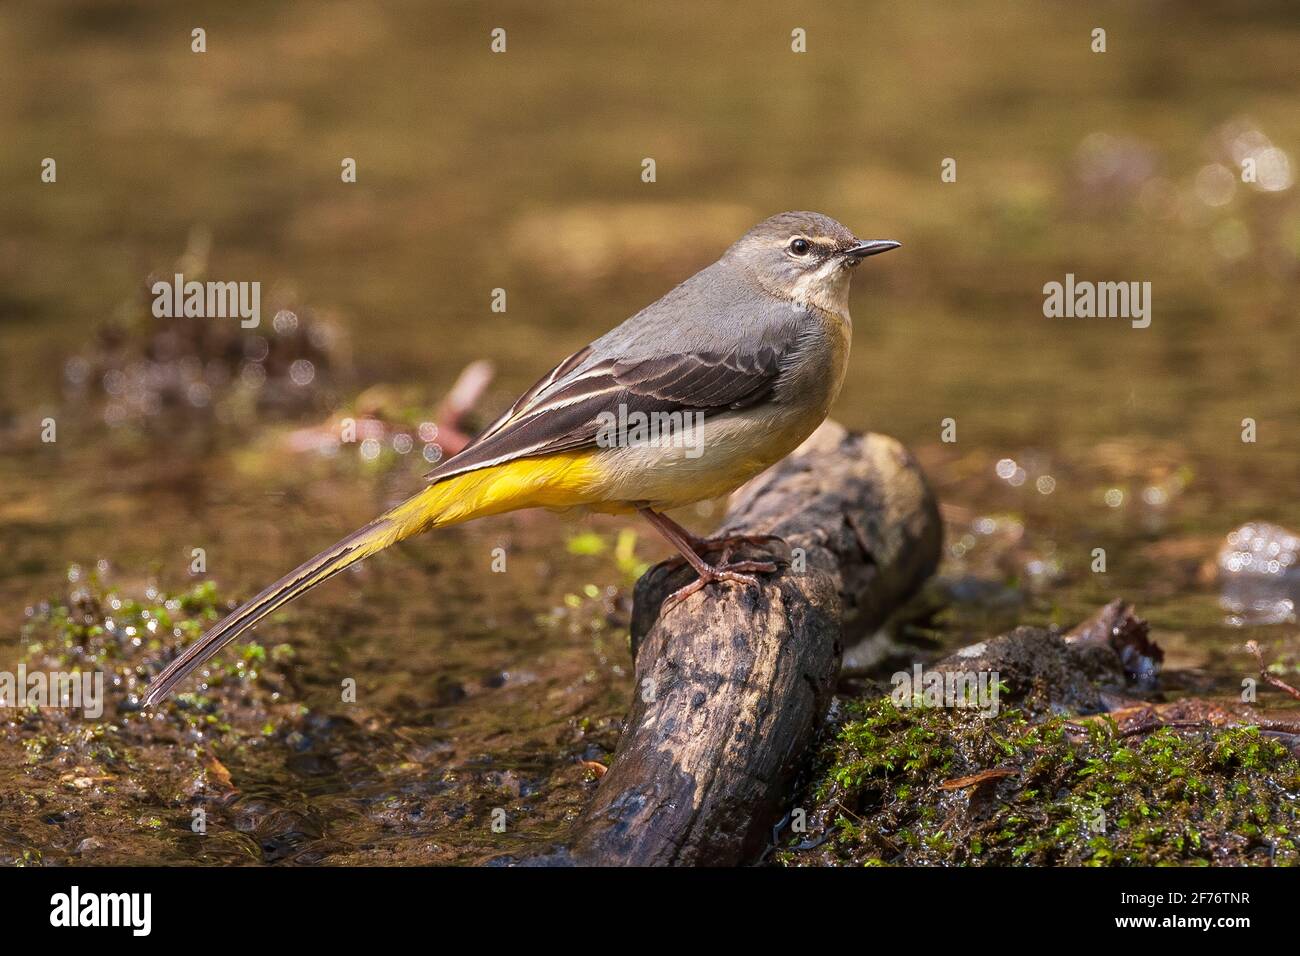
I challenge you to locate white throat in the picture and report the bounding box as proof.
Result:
[788,260,853,319]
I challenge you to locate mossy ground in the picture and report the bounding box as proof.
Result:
[3,572,306,864]
[777,697,1300,866]
[4,569,622,865]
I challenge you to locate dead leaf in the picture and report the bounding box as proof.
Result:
[938,767,1017,790]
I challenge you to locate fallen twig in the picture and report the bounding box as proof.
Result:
[1245,640,1300,702]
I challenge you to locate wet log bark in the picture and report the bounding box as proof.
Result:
[566,420,942,866]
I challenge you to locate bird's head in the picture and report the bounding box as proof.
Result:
[725,211,899,316]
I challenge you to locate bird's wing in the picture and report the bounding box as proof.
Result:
[424,340,786,483]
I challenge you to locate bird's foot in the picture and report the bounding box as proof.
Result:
[660,532,790,574]
[703,532,790,559]
[661,557,779,612]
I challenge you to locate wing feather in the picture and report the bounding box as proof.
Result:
[424,342,786,484]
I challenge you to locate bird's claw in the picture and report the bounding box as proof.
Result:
[661,559,779,612]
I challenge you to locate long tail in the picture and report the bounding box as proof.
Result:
[142,511,407,706]
[142,451,603,706]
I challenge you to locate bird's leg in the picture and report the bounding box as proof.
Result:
[645,511,791,566]
[638,508,779,611]
[643,510,710,553]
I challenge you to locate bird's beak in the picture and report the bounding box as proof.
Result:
[842,239,902,261]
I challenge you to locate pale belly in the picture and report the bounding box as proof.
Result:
[580,399,829,513]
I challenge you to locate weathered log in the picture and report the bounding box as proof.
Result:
[567,421,942,866]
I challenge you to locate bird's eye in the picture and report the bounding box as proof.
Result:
[789,238,810,256]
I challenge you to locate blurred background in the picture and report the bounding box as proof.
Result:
[0,1,1297,864]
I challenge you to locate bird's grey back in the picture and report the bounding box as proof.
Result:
[577,255,805,369]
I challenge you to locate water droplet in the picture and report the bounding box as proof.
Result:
[1194,163,1235,206]
[289,359,316,386]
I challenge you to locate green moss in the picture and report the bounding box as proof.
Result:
[778,697,1300,867]
[0,570,328,864]
[23,576,226,670]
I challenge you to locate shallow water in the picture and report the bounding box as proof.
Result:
[1,1,1298,864]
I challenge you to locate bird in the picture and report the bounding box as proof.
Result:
[142,211,899,706]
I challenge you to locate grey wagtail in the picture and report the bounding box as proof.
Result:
[143,211,899,705]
